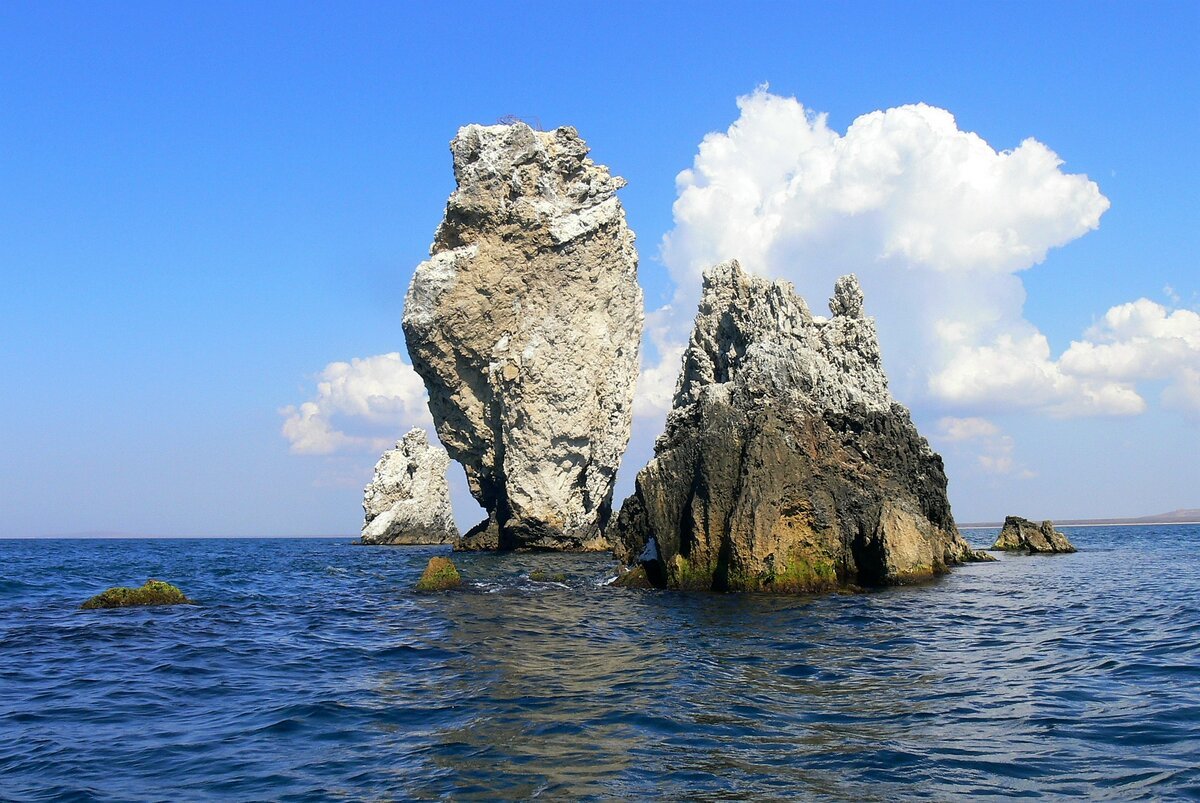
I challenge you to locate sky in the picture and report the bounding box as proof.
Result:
[1,1,1197,537]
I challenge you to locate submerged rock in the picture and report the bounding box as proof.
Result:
[81,579,194,610]
[992,516,1077,553]
[403,122,642,551]
[414,556,462,592]
[360,429,458,545]
[612,260,988,593]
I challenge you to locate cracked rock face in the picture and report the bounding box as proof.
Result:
[360,429,458,545]
[992,516,1077,553]
[403,123,642,551]
[612,260,985,592]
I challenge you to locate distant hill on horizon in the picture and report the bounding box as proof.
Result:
[961,509,1200,529]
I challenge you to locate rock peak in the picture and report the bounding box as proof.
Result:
[672,260,889,421]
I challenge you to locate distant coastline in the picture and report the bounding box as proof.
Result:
[960,509,1200,530]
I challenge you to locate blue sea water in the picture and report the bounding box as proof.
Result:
[1,526,1198,801]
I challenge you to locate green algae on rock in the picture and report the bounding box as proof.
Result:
[414,556,462,591]
[528,569,567,583]
[80,579,195,610]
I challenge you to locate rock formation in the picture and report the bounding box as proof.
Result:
[403,122,642,551]
[612,260,988,592]
[991,516,1077,553]
[360,429,458,545]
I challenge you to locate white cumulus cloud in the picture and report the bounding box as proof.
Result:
[934,416,1034,478]
[646,87,1146,420]
[280,352,432,455]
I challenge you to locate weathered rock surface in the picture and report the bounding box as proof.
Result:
[403,122,642,551]
[992,516,1077,553]
[612,260,988,592]
[360,429,458,545]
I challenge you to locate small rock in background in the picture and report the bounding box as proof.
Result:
[81,579,194,610]
[992,516,1077,553]
[360,429,458,546]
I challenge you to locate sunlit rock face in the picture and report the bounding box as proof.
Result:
[403,123,642,551]
[613,260,986,592]
[360,429,457,545]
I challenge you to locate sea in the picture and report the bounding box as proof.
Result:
[1,525,1198,801]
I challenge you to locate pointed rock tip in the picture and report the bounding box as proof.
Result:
[701,258,745,287]
[830,274,865,318]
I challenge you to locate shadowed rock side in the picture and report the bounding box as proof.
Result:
[992,516,1077,553]
[612,260,988,593]
[403,122,642,552]
[360,429,458,545]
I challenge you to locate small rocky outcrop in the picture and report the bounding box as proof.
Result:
[414,556,462,591]
[992,516,1077,553]
[403,122,642,551]
[360,429,458,545]
[81,579,194,610]
[612,260,988,593]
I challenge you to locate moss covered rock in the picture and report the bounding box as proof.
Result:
[80,579,194,610]
[415,556,462,591]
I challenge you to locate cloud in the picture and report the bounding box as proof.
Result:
[647,87,1147,419]
[934,417,1034,478]
[1060,299,1200,379]
[280,352,432,455]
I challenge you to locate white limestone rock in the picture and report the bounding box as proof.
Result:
[360,429,457,545]
[403,122,642,551]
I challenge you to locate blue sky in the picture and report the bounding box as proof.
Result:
[1,1,1196,537]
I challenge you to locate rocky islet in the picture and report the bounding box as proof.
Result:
[992,516,1077,554]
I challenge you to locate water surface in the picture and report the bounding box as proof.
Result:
[1,527,1198,800]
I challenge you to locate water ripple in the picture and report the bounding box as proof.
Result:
[1,529,1198,800]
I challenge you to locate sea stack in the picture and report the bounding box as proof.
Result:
[612,260,986,592]
[360,429,458,545]
[403,122,642,551]
[992,516,1077,553]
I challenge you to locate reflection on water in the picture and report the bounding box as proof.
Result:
[1,528,1199,800]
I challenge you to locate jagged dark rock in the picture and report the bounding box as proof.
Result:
[611,260,989,593]
[81,579,194,610]
[403,122,642,552]
[992,516,1077,553]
